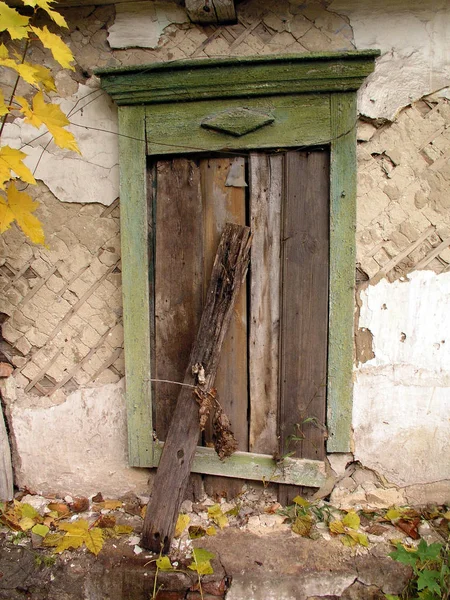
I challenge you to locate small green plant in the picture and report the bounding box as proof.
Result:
[34,554,56,567]
[387,538,450,599]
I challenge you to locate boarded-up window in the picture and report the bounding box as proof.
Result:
[151,149,329,467]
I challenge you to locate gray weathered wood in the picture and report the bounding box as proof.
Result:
[278,151,329,504]
[0,405,13,501]
[202,157,248,499]
[141,224,251,552]
[154,159,203,440]
[186,0,236,23]
[327,93,357,453]
[248,153,282,455]
[118,106,153,466]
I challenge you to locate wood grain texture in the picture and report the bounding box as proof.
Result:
[141,224,252,552]
[0,406,13,501]
[201,157,248,499]
[248,153,282,455]
[279,150,330,461]
[97,52,380,106]
[118,106,153,467]
[154,159,203,440]
[145,95,330,156]
[277,150,329,504]
[327,93,357,453]
[186,0,236,23]
[152,443,326,487]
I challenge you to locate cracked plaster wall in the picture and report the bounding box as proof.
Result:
[0,0,449,499]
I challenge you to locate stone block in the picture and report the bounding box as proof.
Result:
[107,323,123,348]
[30,257,50,277]
[93,368,121,385]
[46,274,65,293]
[21,361,42,381]
[2,322,22,344]
[5,288,22,306]
[15,336,32,356]
[80,323,102,348]
[11,311,34,334]
[68,278,92,298]
[24,327,48,348]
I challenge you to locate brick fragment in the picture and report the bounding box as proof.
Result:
[0,362,13,377]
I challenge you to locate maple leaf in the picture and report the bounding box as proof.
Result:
[174,513,190,538]
[207,504,228,529]
[0,90,8,117]
[17,92,80,154]
[0,2,30,39]
[57,519,104,555]
[0,183,45,245]
[22,0,68,28]
[156,556,176,572]
[342,511,360,530]
[188,548,215,575]
[30,26,75,70]
[292,515,313,537]
[0,146,36,189]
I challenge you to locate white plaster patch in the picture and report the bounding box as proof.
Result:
[3,80,119,206]
[329,0,450,119]
[108,1,189,49]
[10,381,150,497]
[354,271,450,486]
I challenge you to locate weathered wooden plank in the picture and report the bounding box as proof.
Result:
[144,95,330,156]
[186,0,236,24]
[248,153,282,455]
[0,405,13,501]
[97,51,380,106]
[327,93,357,453]
[118,106,153,466]
[141,224,252,553]
[278,151,329,504]
[152,443,327,488]
[201,157,248,499]
[154,159,203,440]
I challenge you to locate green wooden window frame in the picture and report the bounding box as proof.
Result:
[97,51,378,488]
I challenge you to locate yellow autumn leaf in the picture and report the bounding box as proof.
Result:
[156,556,175,572]
[342,511,360,531]
[206,526,217,536]
[208,504,228,529]
[329,520,346,534]
[113,524,133,536]
[17,92,80,154]
[32,63,57,92]
[0,2,30,39]
[22,0,68,27]
[0,146,36,190]
[103,499,122,510]
[31,25,75,70]
[0,90,8,117]
[0,183,45,245]
[174,513,190,538]
[0,44,8,59]
[19,516,36,530]
[57,519,104,555]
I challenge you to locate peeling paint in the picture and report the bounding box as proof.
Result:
[355,327,375,365]
[354,271,450,486]
[329,0,450,120]
[108,1,189,49]
[3,81,119,206]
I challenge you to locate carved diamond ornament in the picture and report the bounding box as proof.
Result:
[201,108,275,137]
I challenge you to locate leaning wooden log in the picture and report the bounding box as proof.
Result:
[141,223,252,553]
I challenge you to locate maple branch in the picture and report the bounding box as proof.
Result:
[0,38,29,139]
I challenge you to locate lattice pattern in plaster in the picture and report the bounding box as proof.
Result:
[0,189,124,399]
[356,96,450,284]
